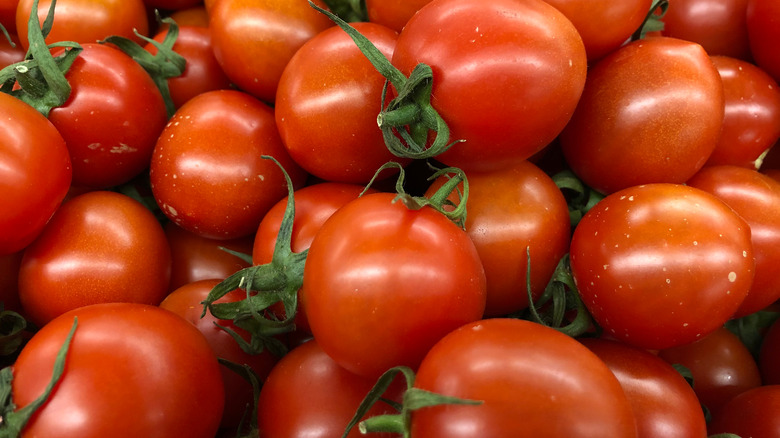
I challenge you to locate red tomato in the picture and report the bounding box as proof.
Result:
[746,0,780,84]
[708,385,780,437]
[760,316,780,384]
[276,22,406,184]
[15,0,149,50]
[160,279,278,431]
[0,0,19,33]
[409,318,637,437]
[0,93,72,256]
[705,56,780,168]
[150,89,308,240]
[560,37,725,195]
[365,0,433,33]
[302,192,486,378]
[144,25,232,109]
[165,221,254,292]
[257,339,402,438]
[580,338,707,437]
[424,160,571,317]
[543,0,652,61]
[165,6,209,28]
[48,43,168,188]
[0,32,24,68]
[660,0,751,59]
[658,326,762,417]
[12,303,224,437]
[208,0,333,103]
[570,183,755,350]
[18,191,172,327]
[390,0,587,172]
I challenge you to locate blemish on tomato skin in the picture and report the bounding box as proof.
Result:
[728,272,737,282]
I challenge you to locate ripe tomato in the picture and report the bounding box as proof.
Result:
[365,0,432,32]
[660,0,751,59]
[570,183,755,349]
[705,56,780,168]
[302,192,486,378]
[390,0,587,172]
[208,0,333,103]
[11,302,224,437]
[0,32,24,68]
[160,279,278,431]
[150,89,308,240]
[275,22,406,184]
[15,0,149,49]
[18,191,172,327]
[707,385,780,437]
[746,0,780,84]
[424,160,571,317]
[658,326,762,417]
[760,316,780,384]
[560,37,725,195]
[410,318,637,437]
[48,43,168,188]
[0,93,71,256]
[0,0,18,33]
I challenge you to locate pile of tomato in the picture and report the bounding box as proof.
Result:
[2,0,780,436]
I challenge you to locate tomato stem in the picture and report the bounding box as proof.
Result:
[631,0,669,41]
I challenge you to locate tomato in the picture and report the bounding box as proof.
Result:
[687,165,780,317]
[746,0,780,84]
[165,221,254,292]
[0,251,23,315]
[11,302,224,437]
[705,56,780,168]
[570,183,755,350]
[660,0,751,60]
[708,385,780,437]
[275,22,406,184]
[0,32,24,69]
[150,89,308,240]
[17,191,171,327]
[365,0,432,33]
[580,338,707,437]
[15,0,149,50]
[760,316,780,384]
[0,0,19,34]
[560,37,725,195]
[409,318,637,437]
[160,279,278,431]
[208,0,333,103]
[48,43,168,188]
[657,326,762,417]
[257,339,403,438]
[144,25,232,110]
[390,0,587,172]
[302,191,486,378]
[164,6,209,28]
[543,0,652,61]
[424,160,571,317]
[0,93,72,256]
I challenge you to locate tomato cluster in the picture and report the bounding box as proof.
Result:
[2,0,780,437]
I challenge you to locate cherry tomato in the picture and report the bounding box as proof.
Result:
[708,385,780,437]
[11,302,224,437]
[410,318,637,437]
[208,0,333,103]
[150,89,308,240]
[18,191,172,327]
[570,183,755,350]
[302,192,486,378]
[390,0,587,172]
[0,93,72,256]
[276,22,406,184]
[365,0,432,33]
[759,316,780,384]
[660,0,751,59]
[746,0,780,84]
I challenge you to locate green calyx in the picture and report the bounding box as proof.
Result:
[632,0,670,41]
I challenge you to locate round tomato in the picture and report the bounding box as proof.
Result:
[570,183,755,349]
[11,302,224,437]
[660,0,751,59]
[746,0,780,84]
[760,316,780,384]
[390,0,587,172]
[408,318,637,437]
[560,37,725,195]
[302,191,486,378]
[365,0,432,33]
[0,93,71,256]
[708,385,780,437]
[0,32,24,68]
[18,191,172,327]
[150,89,308,240]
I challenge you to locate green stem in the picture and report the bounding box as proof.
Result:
[631,0,670,41]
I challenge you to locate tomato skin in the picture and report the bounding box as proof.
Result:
[276,22,406,184]
[560,37,725,195]
[687,165,780,317]
[390,0,587,172]
[143,0,201,11]
[760,317,780,384]
[208,0,333,103]
[411,318,637,437]
[580,338,707,438]
[747,0,780,84]
[708,385,780,437]
[12,302,224,438]
[660,0,751,60]
[0,0,18,33]
[150,89,308,240]
[570,183,755,350]
[658,326,762,417]
[302,192,486,379]
[0,32,24,69]
[18,191,172,327]
[0,93,72,256]
[365,0,432,33]
[425,160,571,317]
[0,251,24,315]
